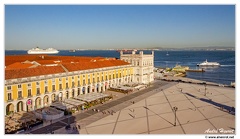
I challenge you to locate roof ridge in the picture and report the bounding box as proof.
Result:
[59,64,69,72]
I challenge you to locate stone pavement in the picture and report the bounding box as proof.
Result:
[29,80,175,134]
[28,79,235,134]
[70,82,235,134]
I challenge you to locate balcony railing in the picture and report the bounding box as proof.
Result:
[27,95,32,98]
[45,91,49,94]
[36,93,41,96]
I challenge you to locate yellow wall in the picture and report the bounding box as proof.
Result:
[4,87,6,101]
[32,82,36,96]
[56,78,59,91]
[40,81,44,95]
[49,80,52,92]
[4,66,134,103]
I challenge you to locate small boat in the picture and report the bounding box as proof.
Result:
[166,52,169,56]
[197,59,220,67]
[27,47,59,54]
[69,50,76,52]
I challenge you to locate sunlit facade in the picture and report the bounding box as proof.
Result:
[120,50,154,84]
[4,55,134,115]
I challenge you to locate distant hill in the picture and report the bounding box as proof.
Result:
[140,46,235,51]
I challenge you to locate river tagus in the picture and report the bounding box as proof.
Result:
[5,50,235,85]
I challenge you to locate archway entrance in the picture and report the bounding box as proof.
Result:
[35,97,41,109]
[59,92,63,101]
[26,99,33,112]
[105,82,108,90]
[87,86,90,93]
[97,84,99,92]
[66,91,69,99]
[6,103,14,115]
[92,85,95,92]
[77,88,80,96]
[51,94,56,102]
[72,89,75,98]
[82,87,86,94]
[17,101,23,112]
[43,95,49,106]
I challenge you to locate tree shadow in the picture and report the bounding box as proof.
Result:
[5,100,83,134]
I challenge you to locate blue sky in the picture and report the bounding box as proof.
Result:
[5,5,235,50]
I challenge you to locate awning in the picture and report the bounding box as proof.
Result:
[74,92,110,102]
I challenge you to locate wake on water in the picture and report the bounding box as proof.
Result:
[220,65,235,67]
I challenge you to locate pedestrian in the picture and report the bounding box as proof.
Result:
[78,125,81,129]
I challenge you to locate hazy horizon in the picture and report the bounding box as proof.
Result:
[5,5,235,50]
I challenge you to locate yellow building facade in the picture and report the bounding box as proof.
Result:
[5,56,134,115]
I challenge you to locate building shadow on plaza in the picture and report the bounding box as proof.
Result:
[184,92,235,115]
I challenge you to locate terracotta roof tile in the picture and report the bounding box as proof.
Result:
[5,62,35,70]
[62,59,130,72]
[5,66,65,80]
[34,60,57,65]
[5,55,130,80]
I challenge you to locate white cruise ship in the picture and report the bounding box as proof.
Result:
[197,59,220,67]
[27,47,59,54]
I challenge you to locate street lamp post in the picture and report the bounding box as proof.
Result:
[204,84,207,96]
[173,106,178,126]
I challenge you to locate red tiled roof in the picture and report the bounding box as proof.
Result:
[62,59,130,72]
[35,60,57,65]
[5,55,130,80]
[5,55,107,65]
[5,55,48,66]
[5,66,65,80]
[5,62,35,70]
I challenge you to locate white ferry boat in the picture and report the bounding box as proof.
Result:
[197,59,220,67]
[27,47,59,54]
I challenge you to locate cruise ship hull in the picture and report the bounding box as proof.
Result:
[27,51,59,54]
[27,47,59,54]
